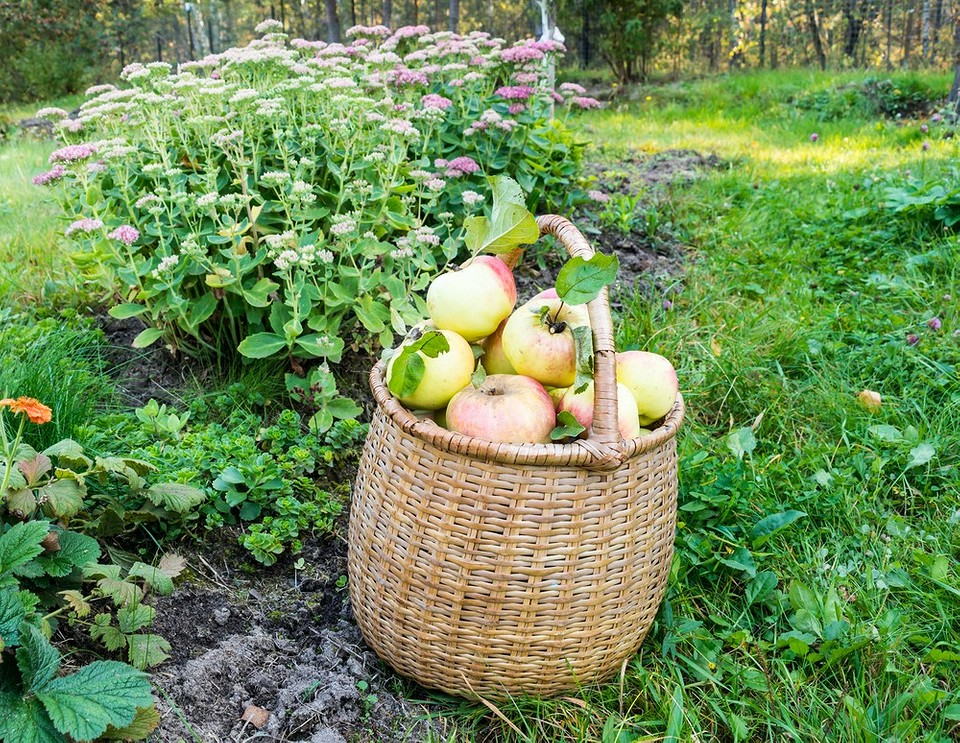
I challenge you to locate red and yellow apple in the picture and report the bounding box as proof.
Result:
[479,318,516,375]
[555,381,642,440]
[385,328,475,410]
[426,255,517,342]
[500,297,590,388]
[616,351,679,426]
[445,374,556,444]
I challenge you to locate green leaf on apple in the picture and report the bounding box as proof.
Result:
[556,252,620,305]
[463,175,539,255]
[572,324,595,394]
[386,330,451,399]
[471,360,487,388]
[550,411,586,441]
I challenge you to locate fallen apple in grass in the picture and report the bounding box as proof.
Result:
[555,381,643,440]
[445,374,556,444]
[426,255,517,342]
[616,351,679,426]
[385,328,475,410]
[500,297,590,388]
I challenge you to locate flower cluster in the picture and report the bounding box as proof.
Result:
[35,21,591,377]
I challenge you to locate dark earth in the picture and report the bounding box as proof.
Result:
[91,149,718,742]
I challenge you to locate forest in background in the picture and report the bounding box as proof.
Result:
[1,1,959,101]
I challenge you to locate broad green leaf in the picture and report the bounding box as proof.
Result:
[107,304,146,320]
[17,623,60,692]
[0,589,28,647]
[126,634,171,669]
[471,360,487,389]
[127,562,174,595]
[792,608,823,638]
[0,521,49,574]
[116,605,155,635]
[89,615,127,652]
[944,704,960,721]
[0,693,64,743]
[294,334,345,362]
[727,427,757,460]
[145,483,206,514]
[97,578,143,607]
[38,479,85,520]
[718,547,756,578]
[131,328,163,349]
[355,295,390,333]
[556,253,620,305]
[36,531,100,578]
[237,332,288,359]
[550,410,586,441]
[186,293,218,329]
[239,501,262,521]
[327,397,362,420]
[242,278,279,308]
[100,705,160,741]
[788,581,820,614]
[750,510,807,547]
[463,176,539,254]
[745,571,778,607]
[387,353,425,399]
[41,440,86,463]
[36,660,153,741]
[906,442,936,469]
[868,424,902,442]
[308,410,334,434]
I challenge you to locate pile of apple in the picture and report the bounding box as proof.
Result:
[384,254,679,445]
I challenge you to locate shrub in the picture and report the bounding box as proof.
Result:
[34,23,596,415]
[792,76,942,122]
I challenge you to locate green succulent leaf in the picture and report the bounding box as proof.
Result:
[237,332,288,359]
[131,328,164,349]
[555,252,620,306]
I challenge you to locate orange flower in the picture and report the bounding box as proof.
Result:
[0,397,53,425]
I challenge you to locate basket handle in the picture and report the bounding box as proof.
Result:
[500,214,621,447]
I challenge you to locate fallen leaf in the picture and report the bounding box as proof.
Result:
[241,705,270,729]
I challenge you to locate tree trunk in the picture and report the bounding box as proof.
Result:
[949,6,960,108]
[903,0,916,67]
[806,0,827,70]
[580,0,590,68]
[922,0,932,60]
[449,0,458,32]
[324,0,340,42]
[885,0,894,69]
[759,0,768,67]
[383,0,391,27]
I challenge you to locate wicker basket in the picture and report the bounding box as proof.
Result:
[348,214,684,699]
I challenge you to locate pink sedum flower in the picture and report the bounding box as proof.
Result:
[495,85,535,100]
[32,165,67,186]
[421,93,453,110]
[108,225,140,245]
[443,156,480,177]
[49,143,97,164]
[569,96,602,110]
[65,218,104,236]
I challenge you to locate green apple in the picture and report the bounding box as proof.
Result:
[616,351,679,426]
[426,255,517,342]
[501,296,590,388]
[386,328,475,410]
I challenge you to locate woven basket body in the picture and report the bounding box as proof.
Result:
[348,215,683,699]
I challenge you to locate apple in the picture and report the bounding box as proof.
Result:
[385,328,475,410]
[479,318,516,375]
[556,381,642,439]
[445,374,556,444]
[616,351,679,426]
[500,296,590,388]
[427,255,517,342]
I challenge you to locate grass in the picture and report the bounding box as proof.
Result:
[423,70,960,740]
[2,70,958,741]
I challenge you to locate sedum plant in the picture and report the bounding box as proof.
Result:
[33,22,597,424]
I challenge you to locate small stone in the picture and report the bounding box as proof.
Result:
[213,607,230,625]
[241,705,270,729]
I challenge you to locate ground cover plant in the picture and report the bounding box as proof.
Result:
[2,63,959,741]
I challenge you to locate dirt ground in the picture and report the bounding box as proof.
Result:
[97,149,718,743]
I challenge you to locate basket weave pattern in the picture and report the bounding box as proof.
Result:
[348,215,684,698]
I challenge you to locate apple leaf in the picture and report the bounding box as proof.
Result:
[556,253,620,305]
[463,176,539,255]
[386,330,451,399]
[550,411,586,441]
[572,324,595,394]
[471,361,487,388]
